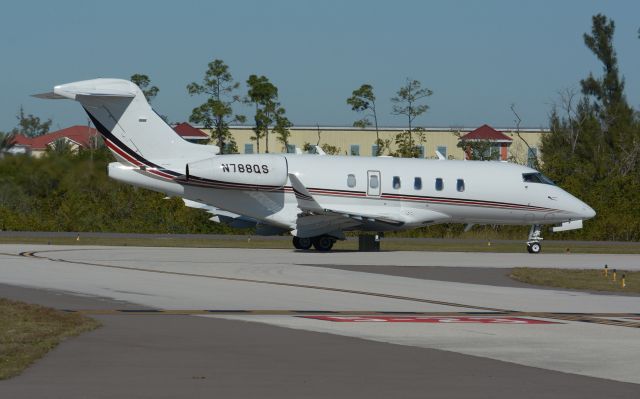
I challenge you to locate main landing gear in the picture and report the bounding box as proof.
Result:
[292,235,335,251]
[526,224,543,254]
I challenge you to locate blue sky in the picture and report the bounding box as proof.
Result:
[1,0,638,131]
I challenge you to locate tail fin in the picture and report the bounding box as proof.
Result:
[34,78,217,165]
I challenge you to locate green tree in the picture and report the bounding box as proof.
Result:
[130,74,159,103]
[391,79,432,157]
[0,148,247,234]
[541,14,640,240]
[392,127,426,158]
[579,14,638,177]
[187,59,245,153]
[11,106,51,138]
[347,84,383,155]
[273,107,293,151]
[245,75,278,153]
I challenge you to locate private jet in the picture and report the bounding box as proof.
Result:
[36,79,595,253]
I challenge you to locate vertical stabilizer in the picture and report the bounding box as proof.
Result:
[35,78,217,166]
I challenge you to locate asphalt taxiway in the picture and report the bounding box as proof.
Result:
[1,245,639,398]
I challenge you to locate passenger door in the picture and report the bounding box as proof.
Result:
[367,170,381,197]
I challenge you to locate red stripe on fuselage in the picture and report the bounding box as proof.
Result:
[105,139,142,167]
[105,139,174,180]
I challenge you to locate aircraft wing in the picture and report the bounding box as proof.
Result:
[288,173,406,238]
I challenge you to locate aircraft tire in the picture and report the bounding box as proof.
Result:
[293,236,312,250]
[312,236,334,251]
[527,242,541,254]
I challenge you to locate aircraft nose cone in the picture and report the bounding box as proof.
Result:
[581,204,596,220]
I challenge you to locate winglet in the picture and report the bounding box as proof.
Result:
[288,173,323,212]
[313,145,326,155]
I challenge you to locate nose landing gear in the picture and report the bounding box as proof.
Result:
[526,224,543,254]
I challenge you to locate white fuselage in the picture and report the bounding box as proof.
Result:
[110,154,595,232]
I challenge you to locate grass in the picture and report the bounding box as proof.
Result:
[510,268,639,294]
[2,234,640,254]
[0,298,101,379]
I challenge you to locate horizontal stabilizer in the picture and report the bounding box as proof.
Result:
[32,92,67,100]
[33,79,137,101]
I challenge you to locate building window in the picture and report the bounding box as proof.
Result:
[347,174,356,188]
[371,144,379,156]
[350,144,360,156]
[418,145,425,158]
[414,177,422,190]
[457,179,465,192]
[437,145,447,158]
[244,143,254,154]
[392,176,401,189]
[223,143,234,154]
[286,144,296,153]
[435,178,443,191]
[527,148,538,168]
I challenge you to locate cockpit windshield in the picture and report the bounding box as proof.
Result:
[522,172,555,185]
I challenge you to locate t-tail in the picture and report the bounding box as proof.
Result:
[33,78,217,168]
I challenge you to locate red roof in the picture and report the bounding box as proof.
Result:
[11,125,98,150]
[173,122,209,139]
[459,124,512,142]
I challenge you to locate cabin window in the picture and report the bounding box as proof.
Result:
[435,178,444,191]
[393,176,401,189]
[347,174,356,188]
[414,177,422,190]
[457,179,465,192]
[369,174,379,189]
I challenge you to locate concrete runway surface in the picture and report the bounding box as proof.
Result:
[1,244,640,398]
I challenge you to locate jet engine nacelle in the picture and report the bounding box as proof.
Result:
[186,154,288,189]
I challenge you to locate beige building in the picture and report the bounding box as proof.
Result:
[208,124,547,167]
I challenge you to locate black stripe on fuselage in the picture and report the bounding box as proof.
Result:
[85,108,180,176]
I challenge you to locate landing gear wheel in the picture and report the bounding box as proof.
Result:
[292,236,312,250]
[527,242,541,254]
[312,236,335,251]
[526,224,543,254]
